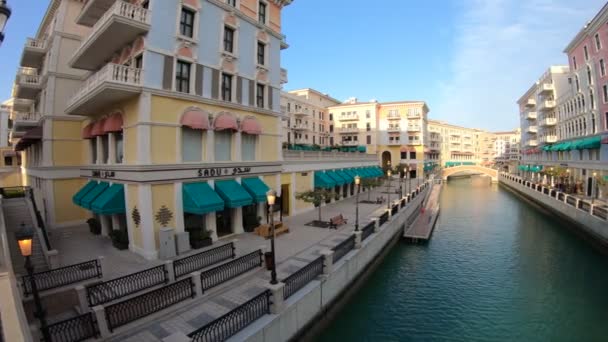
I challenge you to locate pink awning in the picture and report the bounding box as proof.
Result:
[214,113,238,131]
[180,110,209,130]
[240,117,262,135]
[400,146,412,152]
[82,123,94,139]
[91,119,107,137]
[103,113,124,133]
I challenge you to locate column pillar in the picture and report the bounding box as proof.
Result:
[233,207,244,235]
[108,132,116,165]
[139,184,158,260]
[235,131,242,161]
[265,282,285,314]
[206,213,218,242]
[320,249,334,274]
[100,215,111,237]
[96,136,103,164]
[93,306,110,338]
[174,182,185,233]
[354,231,362,249]
[111,214,120,231]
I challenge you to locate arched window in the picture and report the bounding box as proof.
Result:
[214,112,238,161]
[180,108,209,162]
[240,116,261,161]
[103,112,124,164]
[587,66,592,85]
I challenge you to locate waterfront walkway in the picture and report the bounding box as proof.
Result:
[107,186,394,341]
[403,184,441,242]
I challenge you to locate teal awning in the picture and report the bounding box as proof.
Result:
[81,182,109,210]
[357,146,367,153]
[241,177,270,203]
[344,168,358,179]
[315,172,335,189]
[215,180,253,208]
[581,136,602,149]
[371,166,383,177]
[91,184,126,215]
[359,168,374,178]
[336,170,353,183]
[73,181,98,206]
[183,182,224,215]
[326,170,346,186]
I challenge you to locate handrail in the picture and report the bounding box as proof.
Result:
[332,235,355,263]
[173,242,235,279]
[86,264,167,306]
[22,259,101,296]
[199,250,262,291]
[67,63,142,108]
[282,255,324,300]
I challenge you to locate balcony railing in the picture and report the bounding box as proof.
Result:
[280,68,288,84]
[525,99,536,107]
[407,112,421,118]
[387,113,401,120]
[387,126,401,132]
[339,127,359,133]
[12,112,41,129]
[21,38,48,68]
[407,126,421,132]
[281,34,289,50]
[526,111,537,120]
[339,114,359,121]
[527,140,538,146]
[541,117,557,126]
[293,109,310,116]
[538,100,556,111]
[544,135,557,143]
[15,68,43,100]
[292,124,309,131]
[342,140,359,146]
[526,126,537,133]
[538,83,554,94]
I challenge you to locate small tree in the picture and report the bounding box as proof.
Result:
[296,189,333,222]
[361,178,381,201]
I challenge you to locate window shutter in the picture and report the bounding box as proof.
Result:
[248,80,255,106]
[195,64,204,96]
[211,69,220,99]
[237,76,243,104]
[162,56,174,90]
[268,87,273,110]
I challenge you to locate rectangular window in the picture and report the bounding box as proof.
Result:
[222,73,233,101]
[182,128,203,162]
[366,110,371,118]
[226,0,236,7]
[573,56,577,70]
[410,151,416,159]
[256,83,265,108]
[603,85,608,103]
[101,135,109,164]
[366,123,371,132]
[329,113,333,121]
[242,134,256,161]
[258,2,267,24]
[115,132,124,163]
[224,26,235,53]
[176,61,191,93]
[215,131,232,161]
[596,33,602,51]
[257,41,265,65]
[367,135,371,144]
[4,157,12,166]
[601,59,606,77]
[584,46,589,61]
[180,8,195,38]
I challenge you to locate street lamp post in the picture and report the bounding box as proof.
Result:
[386,169,392,210]
[0,0,11,46]
[266,190,278,285]
[355,175,361,231]
[16,223,51,342]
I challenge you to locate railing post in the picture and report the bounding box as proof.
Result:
[231,239,238,258]
[386,208,392,219]
[265,282,285,314]
[47,250,59,269]
[320,249,334,275]
[93,305,110,338]
[191,271,203,297]
[97,256,108,281]
[75,285,89,313]
[165,260,175,283]
[574,198,580,208]
[372,218,380,233]
[354,231,362,249]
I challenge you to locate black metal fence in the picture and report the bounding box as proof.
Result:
[379,211,389,226]
[391,204,398,216]
[332,235,355,263]
[26,187,52,251]
[22,259,102,296]
[86,264,168,306]
[282,256,324,300]
[200,250,262,291]
[105,277,195,332]
[46,312,99,342]
[188,290,271,342]
[173,243,235,278]
[361,222,375,242]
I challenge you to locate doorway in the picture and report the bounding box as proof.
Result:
[242,204,258,232]
[216,209,232,237]
[281,184,290,216]
[382,151,392,170]
[587,177,593,197]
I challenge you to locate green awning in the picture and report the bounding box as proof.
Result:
[315,172,335,189]
[241,177,270,203]
[559,142,572,151]
[214,180,253,208]
[73,181,98,206]
[326,170,346,186]
[363,167,377,178]
[542,145,552,151]
[91,184,125,215]
[344,168,358,179]
[336,170,353,183]
[183,182,224,215]
[373,166,384,177]
[81,182,109,210]
[581,136,602,149]
[357,146,367,153]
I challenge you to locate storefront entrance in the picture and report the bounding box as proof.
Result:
[242,204,259,232]
[281,184,290,216]
[216,209,232,237]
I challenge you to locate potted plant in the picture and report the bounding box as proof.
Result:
[188,227,213,249]
[109,229,129,250]
[86,217,101,235]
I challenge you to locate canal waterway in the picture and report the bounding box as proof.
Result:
[317,178,608,341]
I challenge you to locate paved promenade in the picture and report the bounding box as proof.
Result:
[108,186,396,341]
[403,184,441,241]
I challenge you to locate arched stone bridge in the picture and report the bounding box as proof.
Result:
[441,165,498,182]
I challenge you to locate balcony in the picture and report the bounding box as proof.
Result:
[20,38,47,68]
[541,117,557,126]
[538,100,556,111]
[292,124,309,131]
[387,126,401,132]
[70,1,151,71]
[293,109,310,117]
[407,126,421,132]
[525,99,536,108]
[280,34,289,50]
[12,112,41,131]
[407,112,420,118]
[527,140,538,147]
[293,137,307,144]
[538,83,554,94]
[526,111,537,120]
[11,99,33,112]
[14,68,43,100]
[450,141,461,145]
[387,139,402,146]
[387,113,401,120]
[66,63,143,115]
[544,135,557,143]
[342,140,359,146]
[339,114,359,121]
[526,126,537,134]
[77,0,118,26]
[280,68,288,84]
[339,127,359,133]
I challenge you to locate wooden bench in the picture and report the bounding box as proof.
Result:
[254,222,289,239]
[329,214,348,230]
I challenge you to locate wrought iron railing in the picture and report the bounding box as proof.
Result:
[188,290,271,342]
[46,312,99,342]
[86,264,167,306]
[200,250,262,291]
[379,212,389,226]
[566,196,576,207]
[26,188,51,251]
[105,277,195,332]
[22,259,102,296]
[391,204,398,216]
[592,206,607,220]
[332,235,355,263]
[361,222,375,242]
[282,256,324,300]
[173,242,235,279]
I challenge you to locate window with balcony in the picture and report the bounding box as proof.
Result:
[242,134,256,161]
[215,131,232,161]
[222,73,233,102]
[257,41,266,65]
[180,8,195,38]
[584,46,589,61]
[256,83,265,108]
[182,127,203,162]
[176,61,191,93]
[226,0,237,7]
[258,1,267,24]
[224,26,235,53]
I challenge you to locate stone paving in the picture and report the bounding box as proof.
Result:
[105,184,400,341]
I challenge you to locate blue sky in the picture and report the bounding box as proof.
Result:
[0,0,605,131]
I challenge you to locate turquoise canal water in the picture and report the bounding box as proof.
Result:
[317,178,608,342]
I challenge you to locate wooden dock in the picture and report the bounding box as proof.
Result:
[403,184,441,243]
